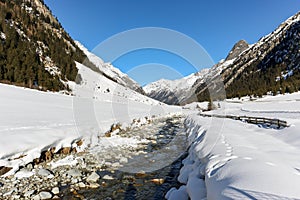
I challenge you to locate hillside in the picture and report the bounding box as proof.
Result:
[0,0,87,91]
[224,12,300,98]
[196,11,300,101]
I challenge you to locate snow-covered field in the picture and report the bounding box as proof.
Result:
[168,93,300,199]
[0,61,180,175]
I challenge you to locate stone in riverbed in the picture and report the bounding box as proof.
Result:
[103,175,114,180]
[78,182,86,188]
[51,187,59,195]
[12,194,21,199]
[86,172,100,183]
[32,194,40,200]
[71,178,78,184]
[66,169,81,177]
[104,162,112,167]
[24,189,35,197]
[88,183,100,188]
[37,169,52,177]
[39,191,52,199]
[150,178,164,185]
[101,181,108,187]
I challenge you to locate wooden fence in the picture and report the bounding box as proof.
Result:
[199,113,288,128]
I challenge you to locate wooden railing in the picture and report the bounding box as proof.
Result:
[199,113,288,128]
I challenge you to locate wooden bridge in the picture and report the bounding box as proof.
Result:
[199,113,288,128]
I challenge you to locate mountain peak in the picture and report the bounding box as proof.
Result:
[225,40,249,61]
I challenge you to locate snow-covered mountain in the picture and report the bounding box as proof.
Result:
[223,12,300,98]
[144,39,249,105]
[145,11,300,104]
[75,41,145,94]
[143,69,209,105]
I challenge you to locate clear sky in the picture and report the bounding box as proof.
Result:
[44,0,300,86]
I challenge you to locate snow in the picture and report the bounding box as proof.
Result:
[49,155,81,169]
[14,169,34,179]
[143,59,233,95]
[75,41,143,92]
[144,72,204,94]
[143,57,235,104]
[0,56,180,175]
[143,68,210,103]
[144,69,208,93]
[166,186,189,200]
[168,92,300,199]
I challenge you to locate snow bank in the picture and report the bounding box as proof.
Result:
[167,112,300,199]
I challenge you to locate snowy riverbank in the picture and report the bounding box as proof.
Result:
[0,82,181,176]
[0,116,186,199]
[167,93,300,199]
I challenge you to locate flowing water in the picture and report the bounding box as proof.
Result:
[62,116,187,200]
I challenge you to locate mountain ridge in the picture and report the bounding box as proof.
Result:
[144,11,300,104]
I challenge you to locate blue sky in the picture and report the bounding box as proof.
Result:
[44,0,300,85]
